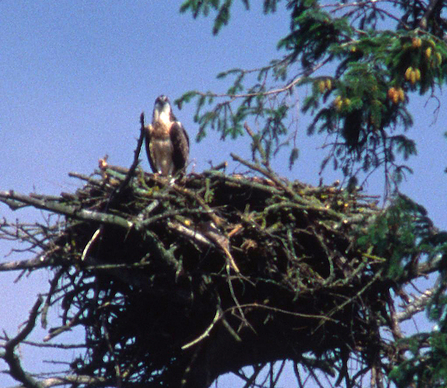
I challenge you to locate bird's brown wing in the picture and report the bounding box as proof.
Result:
[144,125,157,173]
[170,121,189,173]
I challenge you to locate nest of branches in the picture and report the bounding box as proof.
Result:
[1,154,406,387]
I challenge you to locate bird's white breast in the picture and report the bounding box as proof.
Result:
[151,138,174,176]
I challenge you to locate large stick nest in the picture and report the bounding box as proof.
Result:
[2,159,396,387]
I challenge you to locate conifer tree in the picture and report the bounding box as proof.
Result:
[179,1,447,386]
[179,0,447,189]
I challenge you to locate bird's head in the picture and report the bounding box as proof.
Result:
[153,95,173,123]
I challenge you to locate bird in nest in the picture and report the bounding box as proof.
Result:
[145,95,189,177]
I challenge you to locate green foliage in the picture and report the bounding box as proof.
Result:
[389,331,447,387]
[175,4,447,387]
[178,0,447,181]
[356,197,447,386]
[277,1,352,68]
[356,195,433,281]
[180,0,278,34]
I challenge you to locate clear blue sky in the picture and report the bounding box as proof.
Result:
[1,1,446,387]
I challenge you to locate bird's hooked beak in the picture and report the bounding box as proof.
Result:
[156,95,169,104]
[153,95,171,121]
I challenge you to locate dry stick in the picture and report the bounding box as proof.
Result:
[43,308,84,342]
[155,175,243,274]
[168,180,250,324]
[233,364,264,387]
[313,269,384,334]
[139,207,213,229]
[230,153,298,200]
[81,227,102,261]
[168,175,250,326]
[181,304,244,351]
[81,113,147,262]
[21,375,109,388]
[224,302,336,322]
[5,339,87,349]
[101,315,122,388]
[231,153,349,221]
[105,112,146,211]
[169,180,223,228]
[218,306,243,342]
[0,191,133,229]
[226,270,252,331]
[396,289,434,322]
[209,161,228,171]
[41,269,64,329]
[1,296,45,388]
[181,310,221,350]
[202,169,283,196]
[244,122,268,165]
[68,171,103,186]
[0,256,53,271]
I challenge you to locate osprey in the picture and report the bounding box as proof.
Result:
[145,95,189,176]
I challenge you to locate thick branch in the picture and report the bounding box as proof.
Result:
[419,0,442,29]
[0,256,52,272]
[8,375,110,388]
[0,191,133,229]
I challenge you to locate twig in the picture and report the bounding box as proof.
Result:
[43,308,84,342]
[230,153,298,199]
[8,374,109,388]
[244,122,268,165]
[181,310,221,350]
[170,180,224,228]
[194,60,326,100]
[167,221,214,247]
[41,270,64,329]
[1,296,44,388]
[80,228,102,261]
[105,112,147,211]
[101,315,122,388]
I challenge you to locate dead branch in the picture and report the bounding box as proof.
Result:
[1,297,44,388]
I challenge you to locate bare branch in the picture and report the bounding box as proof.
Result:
[1,297,44,388]
[396,289,434,322]
[0,191,133,229]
